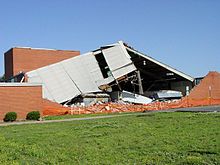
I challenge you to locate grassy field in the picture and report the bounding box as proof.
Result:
[43,111,136,120]
[0,112,219,164]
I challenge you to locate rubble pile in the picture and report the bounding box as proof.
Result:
[68,101,183,115]
[43,99,70,116]
[43,101,170,116]
[69,98,192,114]
[42,72,220,117]
[68,103,147,115]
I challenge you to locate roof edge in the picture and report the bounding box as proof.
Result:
[6,47,80,53]
[0,83,42,87]
[125,46,195,82]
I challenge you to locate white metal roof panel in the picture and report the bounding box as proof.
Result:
[121,90,152,104]
[112,63,136,78]
[37,64,81,103]
[27,52,106,103]
[61,53,101,93]
[27,63,81,103]
[102,45,136,79]
[27,71,55,101]
[81,53,105,86]
[102,45,131,71]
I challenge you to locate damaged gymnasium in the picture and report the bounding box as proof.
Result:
[23,41,194,106]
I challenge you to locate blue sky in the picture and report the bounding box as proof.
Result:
[0,0,219,77]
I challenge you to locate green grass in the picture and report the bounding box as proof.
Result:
[43,111,137,120]
[0,112,219,164]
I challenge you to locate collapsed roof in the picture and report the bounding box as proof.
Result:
[26,41,194,104]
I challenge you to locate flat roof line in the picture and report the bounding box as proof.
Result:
[13,47,80,52]
[0,83,42,87]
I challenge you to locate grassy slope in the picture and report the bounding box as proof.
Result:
[43,112,137,120]
[0,112,219,164]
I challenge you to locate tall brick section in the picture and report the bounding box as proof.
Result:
[4,47,80,80]
[0,83,42,121]
[185,71,220,106]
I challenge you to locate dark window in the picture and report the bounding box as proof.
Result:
[95,53,111,78]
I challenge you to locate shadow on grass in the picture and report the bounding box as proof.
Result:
[189,150,217,155]
[136,114,155,117]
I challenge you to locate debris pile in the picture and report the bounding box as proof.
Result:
[43,99,70,116]
[42,72,220,117]
[43,100,184,116]
[68,103,149,115]
[43,100,170,116]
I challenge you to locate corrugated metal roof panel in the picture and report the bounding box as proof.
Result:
[121,90,152,104]
[27,52,106,103]
[61,53,101,93]
[112,64,136,79]
[102,45,131,71]
[81,53,105,86]
[27,70,55,101]
[102,45,136,79]
[37,64,81,103]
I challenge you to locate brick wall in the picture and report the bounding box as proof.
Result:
[4,47,80,80]
[0,84,42,120]
[4,50,13,80]
[188,71,220,99]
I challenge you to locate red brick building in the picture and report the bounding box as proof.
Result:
[1,47,80,120]
[4,47,80,80]
[0,83,42,120]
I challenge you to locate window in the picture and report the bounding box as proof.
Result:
[95,53,111,78]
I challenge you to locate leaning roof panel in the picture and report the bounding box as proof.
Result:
[31,63,81,103]
[102,43,136,79]
[61,53,102,93]
[27,52,105,103]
